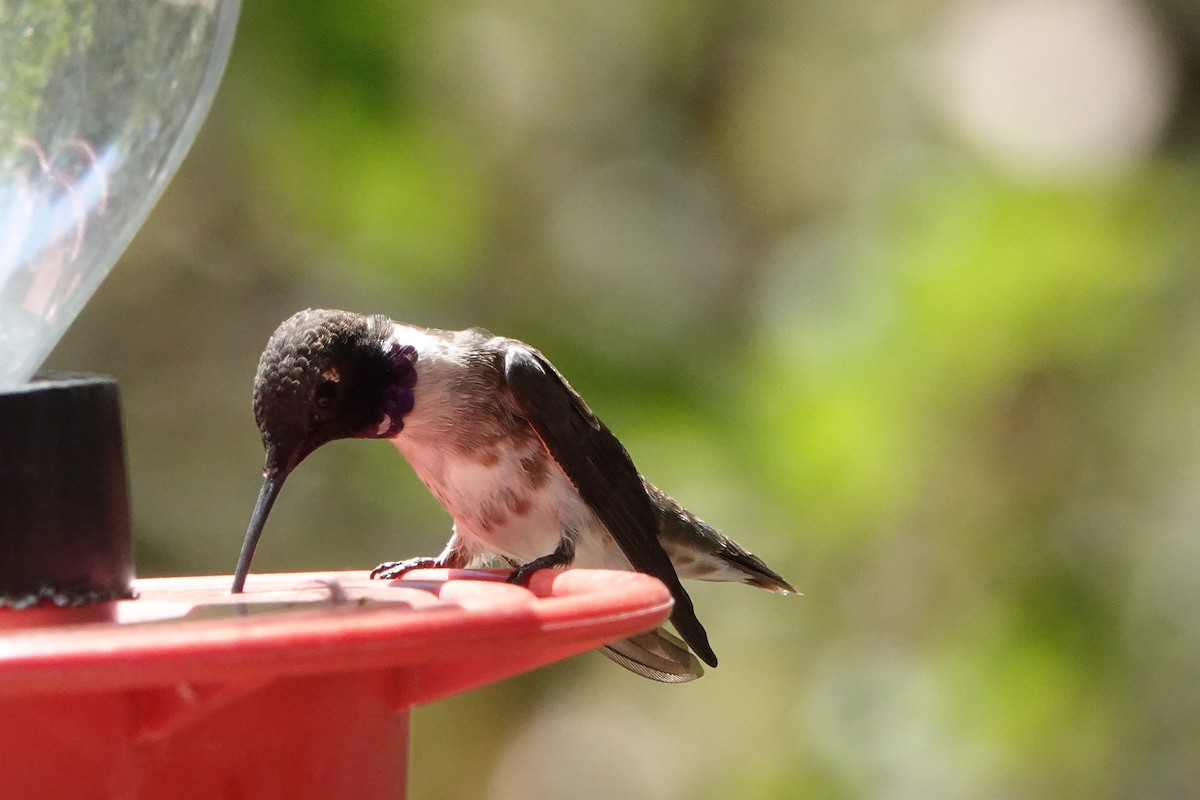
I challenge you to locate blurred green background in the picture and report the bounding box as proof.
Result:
[47,0,1200,797]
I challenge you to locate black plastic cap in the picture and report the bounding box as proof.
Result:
[0,372,134,608]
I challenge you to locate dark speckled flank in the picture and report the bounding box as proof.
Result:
[474,502,507,533]
[473,484,537,533]
[462,449,548,534]
[505,488,533,516]
[519,452,551,487]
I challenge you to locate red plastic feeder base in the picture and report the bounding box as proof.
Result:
[0,568,672,799]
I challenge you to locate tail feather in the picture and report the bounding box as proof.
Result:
[600,628,705,683]
[717,539,797,594]
[646,483,797,594]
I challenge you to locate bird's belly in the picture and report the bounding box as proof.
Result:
[457,481,574,563]
[393,437,625,567]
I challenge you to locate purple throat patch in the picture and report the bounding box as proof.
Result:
[380,343,418,434]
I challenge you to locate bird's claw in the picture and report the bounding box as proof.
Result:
[505,537,577,586]
[370,557,441,580]
[506,563,536,586]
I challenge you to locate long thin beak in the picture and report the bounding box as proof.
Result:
[231,471,286,593]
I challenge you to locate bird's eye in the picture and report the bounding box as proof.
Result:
[314,377,339,411]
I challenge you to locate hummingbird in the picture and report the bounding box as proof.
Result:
[232,309,795,682]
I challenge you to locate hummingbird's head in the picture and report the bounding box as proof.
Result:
[233,308,417,593]
[252,308,418,478]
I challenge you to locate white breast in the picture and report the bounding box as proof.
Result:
[393,434,621,566]
[384,322,630,570]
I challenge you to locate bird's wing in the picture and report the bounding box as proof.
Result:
[504,345,717,667]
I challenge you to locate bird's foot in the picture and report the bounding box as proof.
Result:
[505,537,577,586]
[370,557,442,580]
[505,561,540,586]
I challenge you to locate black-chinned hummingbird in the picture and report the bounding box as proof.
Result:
[233,309,794,682]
